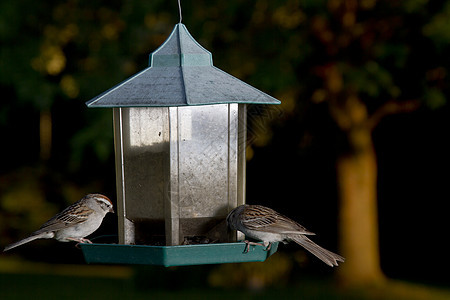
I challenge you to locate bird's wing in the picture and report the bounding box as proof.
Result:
[241,205,315,235]
[33,201,94,234]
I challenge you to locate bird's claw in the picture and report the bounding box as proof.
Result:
[69,237,93,248]
[243,240,266,253]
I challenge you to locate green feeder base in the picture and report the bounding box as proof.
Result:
[80,242,278,267]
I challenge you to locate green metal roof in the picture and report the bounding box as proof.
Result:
[86,23,281,107]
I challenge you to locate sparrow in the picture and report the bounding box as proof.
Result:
[227,204,345,267]
[3,194,114,252]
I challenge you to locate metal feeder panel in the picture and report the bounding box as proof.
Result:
[113,104,247,246]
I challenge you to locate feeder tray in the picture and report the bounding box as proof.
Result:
[80,242,278,267]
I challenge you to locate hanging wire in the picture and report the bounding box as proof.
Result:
[178,0,183,23]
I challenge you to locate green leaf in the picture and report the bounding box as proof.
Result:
[424,88,446,109]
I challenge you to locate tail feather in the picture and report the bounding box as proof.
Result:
[3,233,49,252]
[291,235,345,267]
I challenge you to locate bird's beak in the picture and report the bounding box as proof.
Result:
[110,207,115,213]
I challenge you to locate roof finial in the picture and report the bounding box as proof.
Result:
[178,0,182,23]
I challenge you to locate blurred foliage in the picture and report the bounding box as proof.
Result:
[0,168,57,242]
[1,0,448,185]
[0,0,449,287]
[1,260,450,299]
[422,1,450,49]
[209,252,293,290]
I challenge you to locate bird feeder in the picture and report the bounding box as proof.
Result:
[80,23,280,266]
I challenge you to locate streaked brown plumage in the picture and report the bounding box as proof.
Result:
[227,204,344,267]
[3,194,114,252]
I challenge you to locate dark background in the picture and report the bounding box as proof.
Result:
[1,0,449,294]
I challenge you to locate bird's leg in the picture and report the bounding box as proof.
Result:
[66,237,93,243]
[243,240,265,253]
[264,243,272,252]
[67,237,93,248]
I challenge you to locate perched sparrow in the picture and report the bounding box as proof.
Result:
[3,194,114,252]
[227,204,345,267]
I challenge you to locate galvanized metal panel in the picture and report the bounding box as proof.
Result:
[176,104,230,218]
[121,107,169,221]
[113,108,129,244]
[167,107,181,246]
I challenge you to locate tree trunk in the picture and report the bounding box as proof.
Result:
[336,127,386,286]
